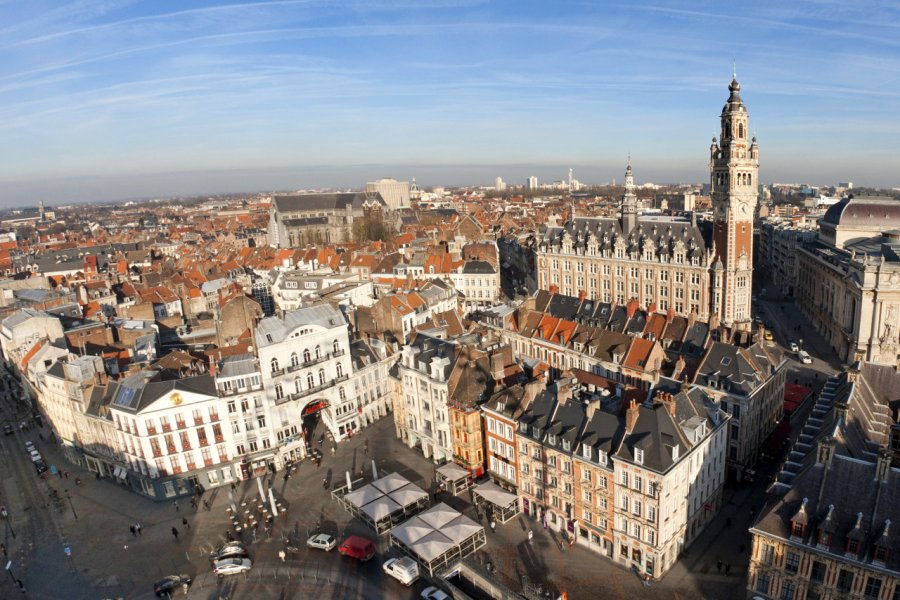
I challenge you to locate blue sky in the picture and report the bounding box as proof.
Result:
[1,0,898,205]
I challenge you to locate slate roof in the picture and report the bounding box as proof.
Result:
[111,371,217,414]
[542,216,709,259]
[256,303,346,348]
[273,192,385,213]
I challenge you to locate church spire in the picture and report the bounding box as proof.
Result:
[621,158,637,233]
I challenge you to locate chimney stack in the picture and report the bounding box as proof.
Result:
[626,399,639,433]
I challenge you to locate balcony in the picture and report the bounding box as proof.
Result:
[181,443,192,450]
[146,426,157,435]
[151,448,162,458]
[276,375,349,405]
[193,417,204,426]
[166,445,177,455]
[175,421,187,430]
[209,412,220,422]
[198,438,209,447]
[204,459,214,467]
[214,435,225,443]
[218,383,263,397]
[161,424,172,432]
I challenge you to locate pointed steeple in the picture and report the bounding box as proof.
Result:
[621,158,637,233]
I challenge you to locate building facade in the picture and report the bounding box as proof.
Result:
[537,78,758,328]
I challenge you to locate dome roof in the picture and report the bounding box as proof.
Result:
[822,196,900,227]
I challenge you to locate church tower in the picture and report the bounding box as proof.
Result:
[621,159,637,233]
[710,75,758,328]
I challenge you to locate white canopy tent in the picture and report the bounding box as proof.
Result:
[335,472,430,534]
[473,481,520,523]
[389,503,486,576]
[436,462,473,496]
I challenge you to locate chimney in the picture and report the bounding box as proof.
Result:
[490,351,505,385]
[665,307,675,323]
[647,302,657,314]
[664,392,677,417]
[625,399,639,433]
[578,290,587,302]
[672,357,686,381]
[876,447,891,483]
[708,312,720,331]
[209,359,217,377]
[585,397,601,421]
[626,298,639,319]
[549,284,559,295]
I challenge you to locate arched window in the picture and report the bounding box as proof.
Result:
[333,340,340,355]
[318,369,326,385]
[738,123,744,138]
[747,173,752,187]
[336,364,343,378]
[275,384,283,400]
[314,346,321,359]
[290,353,299,368]
[307,373,315,389]
[339,387,346,401]
[303,349,310,363]
[270,357,279,373]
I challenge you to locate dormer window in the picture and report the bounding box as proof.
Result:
[598,450,607,466]
[582,445,591,460]
[671,445,679,461]
[791,522,805,539]
[846,539,859,555]
[817,529,832,548]
[634,448,644,464]
[562,439,570,451]
[874,544,889,565]
[548,434,556,446]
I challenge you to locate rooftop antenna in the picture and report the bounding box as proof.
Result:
[732,59,736,79]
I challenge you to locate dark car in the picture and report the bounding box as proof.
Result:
[33,460,47,475]
[3,424,13,436]
[153,574,192,596]
[208,542,248,561]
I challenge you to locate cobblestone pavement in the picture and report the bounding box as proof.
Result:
[1,407,777,600]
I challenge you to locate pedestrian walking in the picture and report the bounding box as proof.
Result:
[182,582,189,595]
[171,526,179,540]
[490,520,496,533]
[364,441,369,456]
[725,563,731,575]
[0,543,6,556]
[527,530,533,543]
[64,471,69,479]
[174,500,179,511]
[717,560,722,573]
[58,470,63,479]
[190,497,197,509]
[278,550,286,562]
[322,477,327,488]
[283,472,289,483]
[136,523,142,536]
[130,525,136,537]
[182,517,190,529]
[203,499,210,511]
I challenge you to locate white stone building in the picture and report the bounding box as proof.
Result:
[255,303,355,443]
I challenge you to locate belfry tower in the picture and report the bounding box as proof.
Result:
[709,75,758,328]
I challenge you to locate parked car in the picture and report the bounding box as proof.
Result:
[212,557,252,577]
[209,542,248,561]
[3,424,13,436]
[383,557,419,586]
[29,450,42,462]
[33,460,47,475]
[789,341,799,353]
[306,533,337,551]
[24,441,35,452]
[338,535,375,562]
[153,574,192,597]
[421,586,451,600]
[798,350,813,365]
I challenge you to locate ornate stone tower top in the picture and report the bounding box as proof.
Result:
[709,75,758,327]
[621,159,638,233]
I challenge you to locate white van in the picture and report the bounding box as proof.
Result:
[383,557,419,586]
[798,350,812,365]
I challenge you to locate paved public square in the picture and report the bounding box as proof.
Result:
[0,413,762,600]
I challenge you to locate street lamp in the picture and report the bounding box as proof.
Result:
[799,339,804,351]
[64,490,78,520]
[0,506,15,539]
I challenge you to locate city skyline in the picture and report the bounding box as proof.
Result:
[2,0,899,205]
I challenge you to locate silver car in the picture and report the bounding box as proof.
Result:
[212,557,251,576]
[306,533,337,551]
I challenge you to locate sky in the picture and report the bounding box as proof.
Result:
[0,0,898,206]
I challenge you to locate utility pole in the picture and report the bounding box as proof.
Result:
[64,490,78,520]
[0,506,15,538]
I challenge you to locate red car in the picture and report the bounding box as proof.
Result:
[338,535,375,562]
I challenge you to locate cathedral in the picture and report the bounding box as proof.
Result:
[536,76,758,328]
